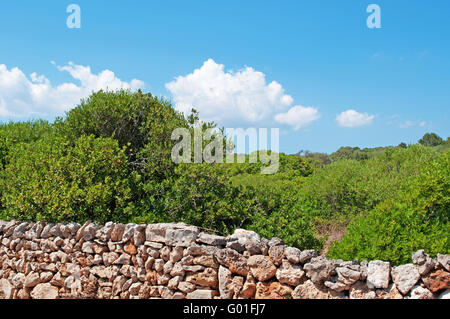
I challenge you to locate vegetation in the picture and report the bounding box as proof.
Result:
[0,90,448,264]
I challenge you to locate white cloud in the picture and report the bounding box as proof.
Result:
[166,58,319,128]
[399,120,414,128]
[274,105,320,130]
[0,62,144,119]
[336,109,374,128]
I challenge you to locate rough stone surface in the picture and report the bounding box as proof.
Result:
[30,283,59,299]
[422,269,450,293]
[0,220,446,299]
[367,260,390,289]
[247,255,277,282]
[391,264,420,294]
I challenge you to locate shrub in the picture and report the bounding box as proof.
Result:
[327,151,450,264]
[1,135,133,223]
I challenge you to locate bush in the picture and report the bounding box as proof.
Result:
[1,134,133,224]
[327,151,450,265]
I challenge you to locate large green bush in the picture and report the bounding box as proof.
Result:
[1,134,133,223]
[327,151,450,264]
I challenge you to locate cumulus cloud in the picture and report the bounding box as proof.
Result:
[166,58,319,128]
[274,105,320,130]
[0,62,144,119]
[336,109,374,128]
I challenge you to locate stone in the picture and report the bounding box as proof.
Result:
[192,255,219,269]
[129,283,142,295]
[438,289,450,299]
[165,225,199,247]
[186,268,218,288]
[437,254,450,271]
[197,232,226,246]
[292,280,345,299]
[412,250,435,275]
[268,245,285,266]
[299,250,318,264]
[186,289,218,299]
[367,260,390,289]
[178,282,196,294]
[218,266,233,299]
[124,243,137,255]
[113,253,131,265]
[215,248,249,276]
[407,285,434,299]
[81,241,94,254]
[391,264,420,294]
[268,237,285,247]
[284,247,301,264]
[30,283,59,299]
[121,224,137,243]
[169,246,184,263]
[11,273,26,288]
[168,276,182,290]
[376,283,404,299]
[75,221,97,241]
[110,224,125,242]
[0,278,13,299]
[154,259,164,272]
[24,272,41,288]
[349,281,376,299]
[255,281,292,299]
[422,269,450,293]
[240,282,256,299]
[95,222,114,242]
[276,260,305,286]
[247,255,277,282]
[303,256,336,285]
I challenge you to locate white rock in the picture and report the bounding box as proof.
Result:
[367,260,390,289]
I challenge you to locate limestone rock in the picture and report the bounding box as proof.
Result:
[186,289,218,299]
[303,256,336,285]
[349,281,376,299]
[186,268,218,288]
[284,247,301,264]
[437,254,450,272]
[276,260,305,286]
[391,264,420,294]
[30,283,59,299]
[412,250,435,275]
[407,285,434,299]
[197,232,226,246]
[367,260,390,289]
[292,280,345,299]
[215,248,249,276]
[0,278,13,299]
[255,281,292,299]
[248,255,277,282]
[218,265,233,299]
[268,245,285,266]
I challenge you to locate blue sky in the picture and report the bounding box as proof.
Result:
[0,1,449,154]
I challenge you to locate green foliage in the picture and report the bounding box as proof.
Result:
[419,132,444,147]
[1,135,133,224]
[0,120,53,168]
[0,90,447,262]
[300,145,440,221]
[328,151,450,265]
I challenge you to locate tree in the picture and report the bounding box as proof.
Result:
[419,133,444,147]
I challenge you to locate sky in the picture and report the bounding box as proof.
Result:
[0,1,449,154]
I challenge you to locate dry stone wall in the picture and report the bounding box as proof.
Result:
[0,219,449,299]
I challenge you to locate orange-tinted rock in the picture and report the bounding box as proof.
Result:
[422,269,450,293]
[255,281,292,299]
